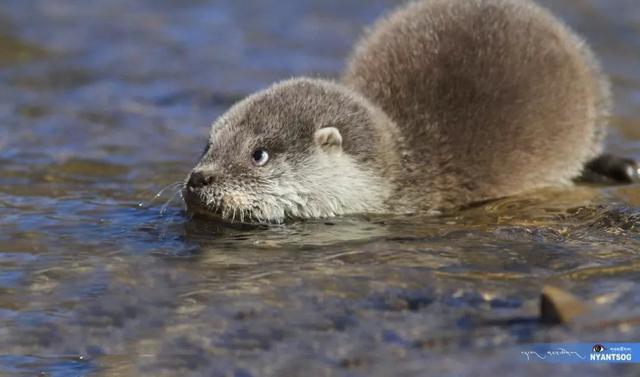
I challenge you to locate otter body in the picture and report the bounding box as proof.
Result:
[184,0,611,223]
[343,0,609,209]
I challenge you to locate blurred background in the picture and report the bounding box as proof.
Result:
[0,1,639,376]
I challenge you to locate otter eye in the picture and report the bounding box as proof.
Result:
[201,143,211,158]
[252,149,269,166]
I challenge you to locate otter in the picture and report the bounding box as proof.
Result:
[183,0,636,223]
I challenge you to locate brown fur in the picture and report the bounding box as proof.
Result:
[343,0,610,209]
[185,0,610,222]
[184,79,402,222]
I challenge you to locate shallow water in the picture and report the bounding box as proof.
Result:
[1,0,640,376]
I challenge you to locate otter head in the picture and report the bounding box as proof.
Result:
[183,78,400,223]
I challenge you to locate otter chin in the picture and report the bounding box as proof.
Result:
[184,0,623,224]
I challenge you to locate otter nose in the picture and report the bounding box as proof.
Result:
[187,171,214,189]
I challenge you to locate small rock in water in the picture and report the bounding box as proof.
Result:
[540,285,591,325]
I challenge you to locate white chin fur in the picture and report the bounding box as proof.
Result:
[255,151,390,222]
[194,152,390,224]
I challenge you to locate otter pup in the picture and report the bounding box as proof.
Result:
[184,0,631,223]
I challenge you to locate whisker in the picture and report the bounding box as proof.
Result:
[149,181,183,205]
[157,188,187,240]
[179,190,186,210]
[160,187,183,216]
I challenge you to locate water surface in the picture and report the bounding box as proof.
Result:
[1,0,640,376]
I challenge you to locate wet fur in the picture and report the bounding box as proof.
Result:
[185,0,610,223]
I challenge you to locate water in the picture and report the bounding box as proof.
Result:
[1,0,639,376]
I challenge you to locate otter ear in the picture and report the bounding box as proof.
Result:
[314,127,343,151]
